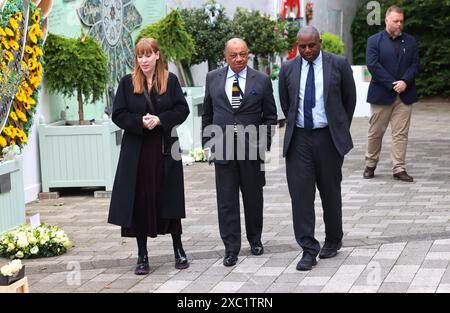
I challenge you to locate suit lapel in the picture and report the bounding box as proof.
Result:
[236,67,256,111]
[322,51,331,107]
[218,66,232,108]
[293,56,302,112]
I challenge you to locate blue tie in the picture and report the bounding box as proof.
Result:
[304,61,315,130]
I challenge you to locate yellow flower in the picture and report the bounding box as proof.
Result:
[0,27,6,37]
[25,45,34,54]
[27,57,37,70]
[18,132,27,143]
[35,61,42,74]
[0,136,7,148]
[32,11,40,24]
[8,39,19,50]
[5,27,14,37]
[16,110,28,122]
[9,112,18,122]
[33,46,43,57]
[28,25,38,43]
[29,74,40,88]
[9,18,18,30]
[2,37,10,49]
[26,96,36,106]
[15,89,27,103]
[4,50,14,62]
[14,12,22,21]
[21,82,32,96]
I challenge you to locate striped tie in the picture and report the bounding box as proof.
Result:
[231,74,242,110]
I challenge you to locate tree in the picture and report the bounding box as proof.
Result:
[180,0,230,71]
[44,33,109,124]
[138,10,195,86]
[231,8,287,73]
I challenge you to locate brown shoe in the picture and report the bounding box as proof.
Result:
[363,166,376,179]
[393,171,414,182]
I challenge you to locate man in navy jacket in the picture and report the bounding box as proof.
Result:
[363,5,419,182]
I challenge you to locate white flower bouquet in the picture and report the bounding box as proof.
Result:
[189,147,207,162]
[0,259,25,285]
[0,224,72,259]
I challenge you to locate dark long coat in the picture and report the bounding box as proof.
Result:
[108,72,190,227]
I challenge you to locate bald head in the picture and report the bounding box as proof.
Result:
[225,38,248,53]
[296,26,320,42]
[296,26,322,62]
[224,37,249,74]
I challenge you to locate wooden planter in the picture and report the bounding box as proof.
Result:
[0,160,25,234]
[38,120,121,192]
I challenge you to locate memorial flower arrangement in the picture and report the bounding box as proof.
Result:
[0,259,24,285]
[0,223,72,259]
[0,259,22,277]
[0,0,44,149]
[189,147,207,162]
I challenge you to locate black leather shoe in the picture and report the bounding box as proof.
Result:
[319,241,342,259]
[296,253,317,271]
[393,171,413,182]
[135,255,150,275]
[223,253,238,267]
[250,242,264,256]
[174,247,189,270]
[363,166,376,179]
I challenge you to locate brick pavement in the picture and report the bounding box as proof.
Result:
[2,100,450,293]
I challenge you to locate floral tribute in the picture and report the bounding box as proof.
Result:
[0,223,72,259]
[0,0,44,150]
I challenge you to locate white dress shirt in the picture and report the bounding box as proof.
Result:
[296,51,328,128]
[225,66,247,105]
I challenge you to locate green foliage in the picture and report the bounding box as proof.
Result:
[44,33,109,121]
[138,10,195,64]
[321,32,345,55]
[180,0,230,68]
[231,8,279,59]
[351,0,450,97]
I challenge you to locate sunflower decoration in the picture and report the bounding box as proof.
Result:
[0,0,48,150]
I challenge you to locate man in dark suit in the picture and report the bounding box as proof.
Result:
[202,38,277,267]
[363,5,419,182]
[279,26,356,271]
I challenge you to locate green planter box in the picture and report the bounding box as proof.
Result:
[179,87,205,152]
[38,121,121,192]
[0,160,25,234]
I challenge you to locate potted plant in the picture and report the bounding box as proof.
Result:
[37,33,121,194]
[180,0,231,79]
[137,9,195,87]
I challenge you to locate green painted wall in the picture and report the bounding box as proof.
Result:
[45,0,166,122]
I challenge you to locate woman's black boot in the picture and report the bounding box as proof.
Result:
[172,234,189,270]
[135,255,150,275]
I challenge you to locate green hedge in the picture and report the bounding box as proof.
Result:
[351,0,450,97]
[321,32,344,55]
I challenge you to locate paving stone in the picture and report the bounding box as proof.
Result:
[16,101,450,293]
[154,280,192,293]
[377,282,410,293]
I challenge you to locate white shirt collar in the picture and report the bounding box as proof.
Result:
[227,66,248,79]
